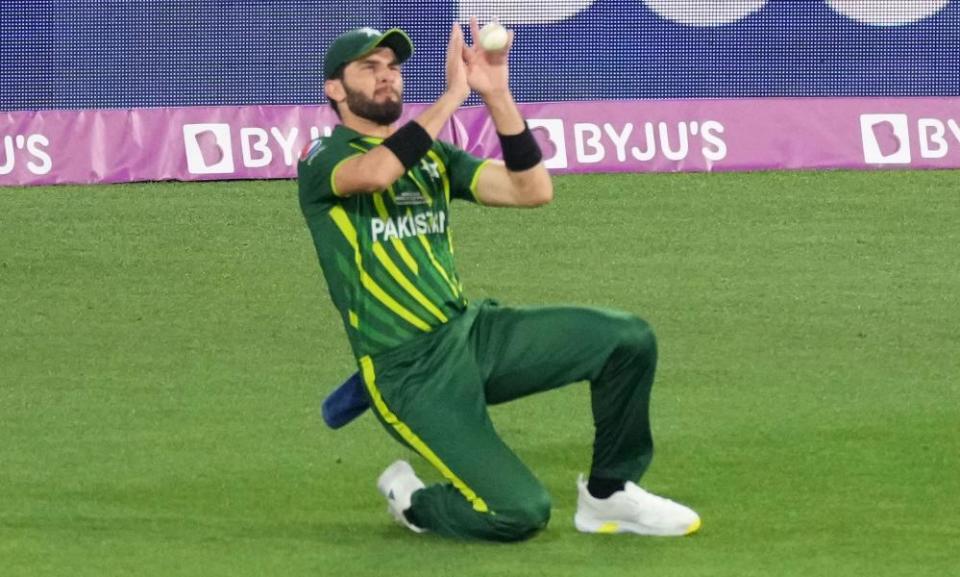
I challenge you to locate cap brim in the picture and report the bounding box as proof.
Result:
[370,28,414,64]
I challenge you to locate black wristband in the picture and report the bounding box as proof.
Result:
[381,121,433,171]
[498,123,543,172]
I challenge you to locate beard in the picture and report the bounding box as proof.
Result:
[343,83,403,125]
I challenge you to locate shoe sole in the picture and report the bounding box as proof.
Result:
[575,513,701,536]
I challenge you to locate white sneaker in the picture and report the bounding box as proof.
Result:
[574,474,701,536]
[376,460,427,534]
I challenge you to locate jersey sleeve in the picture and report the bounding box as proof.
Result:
[298,138,361,217]
[435,140,489,204]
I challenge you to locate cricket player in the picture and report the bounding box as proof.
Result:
[298,19,701,542]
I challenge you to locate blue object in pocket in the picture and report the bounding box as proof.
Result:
[321,372,371,429]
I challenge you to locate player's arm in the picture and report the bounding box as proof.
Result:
[333,92,465,195]
[473,160,552,208]
[462,17,553,208]
[334,24,471,196]
[471,94,552,208]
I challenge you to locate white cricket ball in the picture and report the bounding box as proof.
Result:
[479,21,509,52]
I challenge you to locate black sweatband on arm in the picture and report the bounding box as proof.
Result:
[498,123,543,172]
[381,121,433,171]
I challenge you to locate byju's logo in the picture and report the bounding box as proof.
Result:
[0,133,52,176]
[183,123,235,174]
[860,114,911,164]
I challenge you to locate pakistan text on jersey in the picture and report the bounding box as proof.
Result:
[371,211,446,242]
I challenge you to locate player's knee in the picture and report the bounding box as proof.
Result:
[498,490,552,541]
[616,315,657,359]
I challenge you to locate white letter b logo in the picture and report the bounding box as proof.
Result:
[183,123,236,174]
[860,114,911,165]
[526,119,568,169]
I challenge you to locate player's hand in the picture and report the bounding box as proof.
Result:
[462,16,513,100]
[446,22,471,102]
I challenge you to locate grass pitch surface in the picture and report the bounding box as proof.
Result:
[2,170,957,576]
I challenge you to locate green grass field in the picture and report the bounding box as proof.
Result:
[2,170,958,577]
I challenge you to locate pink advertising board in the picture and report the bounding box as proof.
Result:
[2,98,959,186]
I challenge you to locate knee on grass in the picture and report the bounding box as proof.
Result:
[493,491,553,542]
[613,315,656,360]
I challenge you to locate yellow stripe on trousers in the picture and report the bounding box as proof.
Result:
[360,355,489,513]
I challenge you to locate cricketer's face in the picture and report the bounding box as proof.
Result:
[339,47,404,125]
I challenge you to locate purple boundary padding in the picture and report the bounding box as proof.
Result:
[2,98,960,186]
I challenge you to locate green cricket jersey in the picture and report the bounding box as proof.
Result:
[298,124,489,359]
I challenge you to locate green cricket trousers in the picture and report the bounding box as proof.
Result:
[358,299,658,542]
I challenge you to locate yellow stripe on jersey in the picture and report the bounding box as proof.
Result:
[389,152,460,297]
[373,192,420,275]
[406,167,434,206]
[418,234,460,298]
[426,150,450,204]
[348,310,359,328]
[426,151,465,261]
[329,206,432,332]
[371,242,449,323]
[360,356,489,513]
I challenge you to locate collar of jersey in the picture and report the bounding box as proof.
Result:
[333,124,386,145]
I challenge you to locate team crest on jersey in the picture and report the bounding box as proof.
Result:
[420,158,440,180]
[395,190,427,206]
